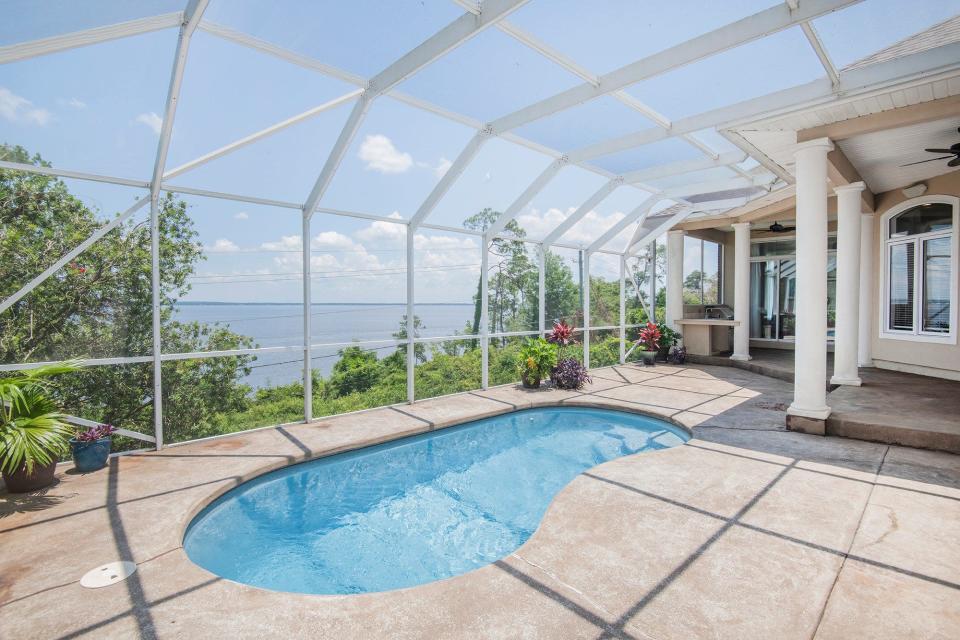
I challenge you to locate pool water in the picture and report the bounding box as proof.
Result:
[183,407,687,594]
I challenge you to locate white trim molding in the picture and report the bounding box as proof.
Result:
[878,195,958,346]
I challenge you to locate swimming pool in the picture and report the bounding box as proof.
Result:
[183,406,688,595]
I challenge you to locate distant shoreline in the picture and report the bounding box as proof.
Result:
[177,301,474,306]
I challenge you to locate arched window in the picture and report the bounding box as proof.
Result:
[882,196,958,342]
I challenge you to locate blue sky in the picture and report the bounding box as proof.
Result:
[2,0,957,308]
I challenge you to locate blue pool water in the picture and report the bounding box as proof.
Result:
[183,407,688,594]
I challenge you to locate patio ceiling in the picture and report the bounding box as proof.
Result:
[2,0,958,255]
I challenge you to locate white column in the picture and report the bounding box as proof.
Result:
[731,222,752,361]
[647,241,656,321]
[666,229,685,332]
[858,213,875,367]
[788,137,834,424]
[831,182,865,386]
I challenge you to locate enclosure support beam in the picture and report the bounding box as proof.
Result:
[583,251,591,370]
[481,242,490,389]
[302,93,373,220]
[541,178,623,247]
[302,216,313,421]
[586,196,658,253]
[489,0,859,133]
[538,245,546,335]
[648,243,657,321]
[406,227,416,403]
[148,0,209,451]
[486,158,567,239]
[410,131,490,230]
[619,254,626,364]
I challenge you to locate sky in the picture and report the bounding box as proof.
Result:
[2,0,957,306]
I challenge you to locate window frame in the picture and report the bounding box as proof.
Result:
[880,195,958,345]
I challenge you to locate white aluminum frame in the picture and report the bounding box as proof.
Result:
[2,0,958,452]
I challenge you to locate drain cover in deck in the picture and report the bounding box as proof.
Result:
[80,561,137,588]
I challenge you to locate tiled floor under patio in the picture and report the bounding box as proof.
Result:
[688,349,960,453]
[1,363,958,639]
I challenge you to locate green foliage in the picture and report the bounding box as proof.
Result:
[0,361,79,473]
[517,337,557,384]
[327,346,383,397]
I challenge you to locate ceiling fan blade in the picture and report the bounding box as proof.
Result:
[924,148,955,153]
[950,156,960,168]
[900,156,953,167]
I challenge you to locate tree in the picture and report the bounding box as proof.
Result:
[0,144,254,445]
[392,314,426,363]
[326,346,382,397]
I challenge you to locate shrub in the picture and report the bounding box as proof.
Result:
[517,338,558,385]
[552,357,591,390]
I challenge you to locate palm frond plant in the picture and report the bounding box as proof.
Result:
[0,361,80,492]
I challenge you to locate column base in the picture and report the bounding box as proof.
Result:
[787,403,831,420]
[786,413,827,436]
[730,353,752,361]
[830,375,862,386]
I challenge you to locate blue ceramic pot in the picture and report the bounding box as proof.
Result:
[69,437,111,472]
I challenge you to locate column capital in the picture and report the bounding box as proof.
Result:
[667,228,685,236]
[794,137,834,155]
[731,221,752,230]
[834,181,866,195]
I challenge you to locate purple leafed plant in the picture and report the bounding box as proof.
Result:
[551,357,591,391]
[75,424,117,442]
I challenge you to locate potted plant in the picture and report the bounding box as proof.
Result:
[0,362,79,493]
[70,423,116,473]
[546,321,591,390]
[656,323,681,361]
[517,338,557,389]
[551,357,591,390]
[635,321,661,366]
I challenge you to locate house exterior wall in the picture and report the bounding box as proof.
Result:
[868,171,960,380]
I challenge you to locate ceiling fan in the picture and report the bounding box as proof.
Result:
[768,221,795,233]
[900,126,960,167]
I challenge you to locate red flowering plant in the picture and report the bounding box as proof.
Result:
[546,321,577,358]
[636,321,661,352]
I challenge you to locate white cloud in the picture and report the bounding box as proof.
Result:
[433,157,452,179]
[354,211,405,246]
[233,211,249,220]
[136,112,163,135]
[0,87,52,126]
[205,238,240,253]
[59,97,86,109]
[260,235,302,252]
[515,207,627,245]
[358,134,412,174]
[483,171,492,183]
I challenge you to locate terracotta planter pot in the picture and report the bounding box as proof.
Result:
[2,459,57,493]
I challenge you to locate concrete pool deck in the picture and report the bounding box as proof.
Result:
[1,363,957,639]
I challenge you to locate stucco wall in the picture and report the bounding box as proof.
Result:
[868,171,960,380]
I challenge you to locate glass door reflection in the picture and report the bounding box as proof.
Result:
[778,259,797,339]
[750,261,778,339]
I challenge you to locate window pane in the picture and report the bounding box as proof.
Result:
[922,236,951,333]
[890,203,953,238]
[683,236,703,304]
[703,240,721,305]
[888,242,915,331]
[750,261,778,339]
[778,259,796,339]
[751,238,795,257]
[827,255,837,338]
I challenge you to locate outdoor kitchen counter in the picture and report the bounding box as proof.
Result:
[675,318,739,356]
